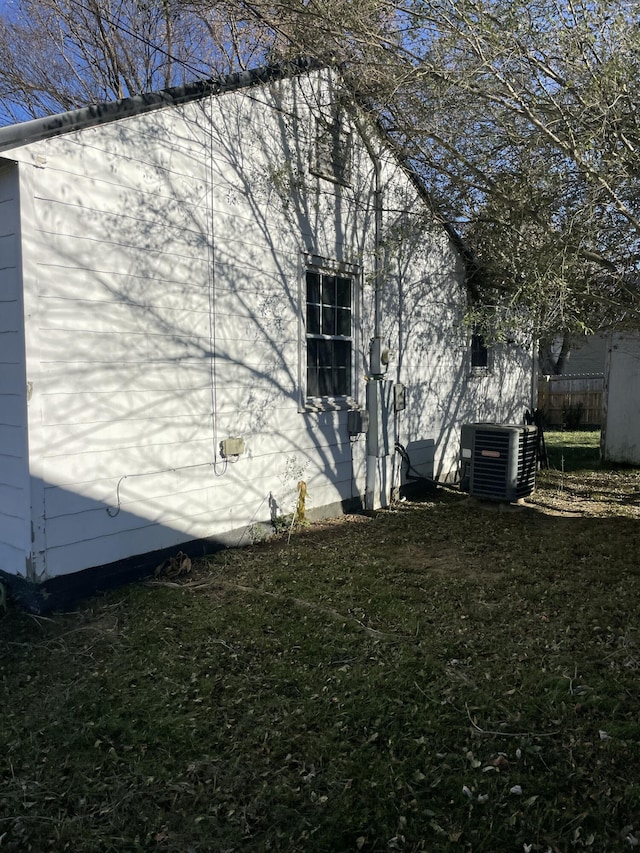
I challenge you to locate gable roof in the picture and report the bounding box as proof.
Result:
[0,58,318,152]
[0,57,473,276]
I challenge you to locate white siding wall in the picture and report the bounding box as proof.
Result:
[8,73,377,578]
[4,68,533,582]
[375,160,532,485]
[0,163,30,577]
[602,332,640,465]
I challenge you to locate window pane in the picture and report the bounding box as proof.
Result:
[333,367,349,396]
[318,367,332,397]
[306,271,320,304]
[333,340,351,395]
[471,333,488,368]
[336,277,351,308]
[317,338,332,366]
[336,307,350,337]
[322,275,336,305]
[307,337,319,368]
[333,339,350,368]
[322,304,336,335]
[307,304,320,335]
[307,367,319,397]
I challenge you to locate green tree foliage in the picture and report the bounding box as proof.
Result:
[1,0,638,335]
[236,0,640,336]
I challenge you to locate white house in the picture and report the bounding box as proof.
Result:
[601,331,640,464]
[0,62,534,610]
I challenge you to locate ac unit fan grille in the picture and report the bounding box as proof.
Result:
[471,429,511,498]
[514,432,537,498]
[461,423,537,501]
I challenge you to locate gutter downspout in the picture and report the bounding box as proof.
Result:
[373,158,383,344]
[531,339,539,416]
[359,126,384,511]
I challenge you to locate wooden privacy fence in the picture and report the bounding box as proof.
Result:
[537,375,604,427]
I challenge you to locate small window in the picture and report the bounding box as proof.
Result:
[311,114,351,186]
[471,332,489,370]
[306,269,352,398]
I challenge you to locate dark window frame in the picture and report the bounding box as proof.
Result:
[470,330,492,372]
[471,332,489,368]
[305,268,353,400]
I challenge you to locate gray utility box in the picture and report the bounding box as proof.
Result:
[347,408,369,436]
[460,423,537,501]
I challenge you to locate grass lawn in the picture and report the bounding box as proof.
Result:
[1,431,639,852]
[542,429,602,472]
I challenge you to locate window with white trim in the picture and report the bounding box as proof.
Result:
[471,331,490,370]
[305,268,353,398]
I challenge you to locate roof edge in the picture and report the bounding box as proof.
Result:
[0,58,321,152]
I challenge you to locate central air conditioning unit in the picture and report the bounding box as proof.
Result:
[460,423,537,501]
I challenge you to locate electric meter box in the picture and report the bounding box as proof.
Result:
[220,437,245,458]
